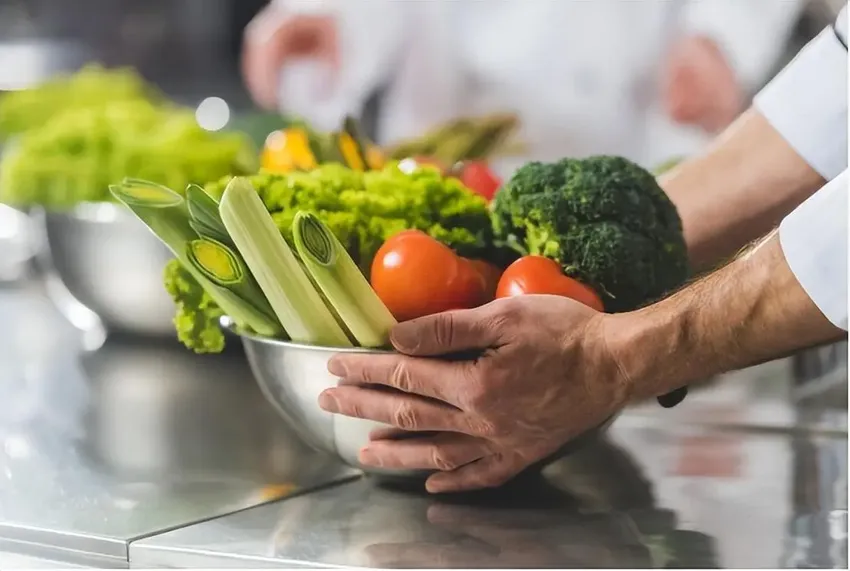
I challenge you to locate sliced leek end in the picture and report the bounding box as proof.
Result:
[293,211,396,348]
[187,238,243,285]
[292,211,337,267]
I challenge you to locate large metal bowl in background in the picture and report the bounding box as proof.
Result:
[237,327,616,479]
[36,202,175,343]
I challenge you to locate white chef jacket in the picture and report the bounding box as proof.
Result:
[271,0,803,171]
[756,6,848,330]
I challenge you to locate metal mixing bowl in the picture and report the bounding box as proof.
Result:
[237,326,616,479]
[35,202,175,342]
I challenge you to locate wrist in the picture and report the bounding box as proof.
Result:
[601,301,694,403]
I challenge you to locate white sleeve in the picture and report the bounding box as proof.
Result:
[779,169,848,331]
[679,0,805,93]
[753,7,848,180]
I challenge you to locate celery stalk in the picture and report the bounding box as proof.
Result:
[218,177,353,347]
[110,179,282,337]
[293,211,396,348]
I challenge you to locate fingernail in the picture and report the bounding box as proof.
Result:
[390,323,418,352]
[318,390,339,412]
[425,477,448,494]
[327,356,346,377]
[359,447,382,467]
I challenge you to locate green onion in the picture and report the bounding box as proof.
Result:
[293,211,396,348]
[218,177,352,347]
[110,179,282,338]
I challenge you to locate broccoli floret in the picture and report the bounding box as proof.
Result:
[492,156,689,312]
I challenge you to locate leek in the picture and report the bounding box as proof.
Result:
[293,211,396,348]
[185,237,278,325]
[110,179,282,337]
[218,177,352,347]
[185,183,232,246]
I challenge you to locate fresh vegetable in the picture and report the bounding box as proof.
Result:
[453,160,501,201]
[160,162,491,351]
[491,156,689,312]
[371,230,486,321]
[109,179,282,352]
[204,161,493,273]
[0,64,157,138]
[219,177,352,347]
[386,113,520,165]
[0,99,257,209]
[495,256,604,312]
[293,212,396,347]
[468,259,502,300]
[261,116,383,174]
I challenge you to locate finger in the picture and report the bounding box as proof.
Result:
[359,433,491,471]
[318,385,469,433]
[328,353,472,406]
[390,302,508,357]
[425,452,522,494]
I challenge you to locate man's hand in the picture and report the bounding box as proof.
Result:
[318,296,630,493]
[664,35,744,133]
[242,6,339,110]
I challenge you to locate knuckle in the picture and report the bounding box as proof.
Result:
[493,298,524,326]
[468,417,499,438]
[388,359,413,392]
[392,402,419,430]
[431,313,456,350]
[430,447,459,472]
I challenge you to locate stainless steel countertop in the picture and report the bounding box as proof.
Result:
[0,283,846,569]
[130,413,847,568]
[0,286,356,567]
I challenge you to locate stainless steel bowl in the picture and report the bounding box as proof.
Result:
[35,202,175,342]
[238,328,616,479]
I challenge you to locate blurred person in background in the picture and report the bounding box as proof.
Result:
[242,0,804,173]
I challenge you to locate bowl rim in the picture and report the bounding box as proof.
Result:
[37,200,137,223]
[223,317,394,355]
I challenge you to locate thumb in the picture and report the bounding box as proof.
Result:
[390,305,504,357]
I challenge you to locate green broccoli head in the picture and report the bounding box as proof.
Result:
[492,156,689,312]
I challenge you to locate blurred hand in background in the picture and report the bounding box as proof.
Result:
[664,35,744,134]
[242,5,339,110]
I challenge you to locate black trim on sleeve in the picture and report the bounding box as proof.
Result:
[833,6,848,50]
[833,25,847,50]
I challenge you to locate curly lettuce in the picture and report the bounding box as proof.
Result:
[163,258,227,354]
[0,99,256,209]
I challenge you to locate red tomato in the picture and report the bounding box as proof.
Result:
[495,256,605,312]
[467,259,502,302]
[456,160,501,201]
[371,231,486,321]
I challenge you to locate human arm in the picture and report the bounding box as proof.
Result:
[662,7,848,271]
[611,174,848,402]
